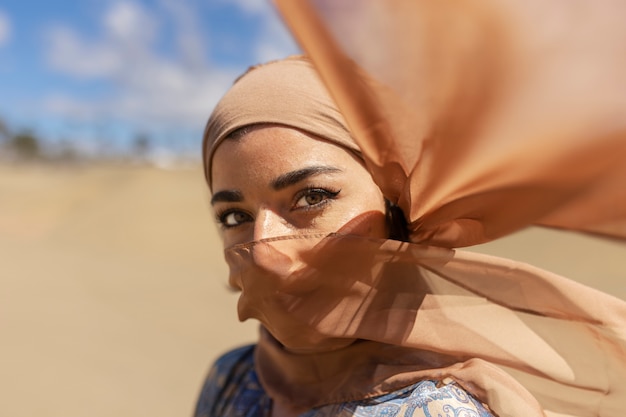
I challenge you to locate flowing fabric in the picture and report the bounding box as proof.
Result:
[274,0,626,247]
[204,2,626,415]
[226,234,626,417]
[262,5,626,411]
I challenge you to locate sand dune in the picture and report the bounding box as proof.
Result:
[0,163,257,417]
[1,163,623,417]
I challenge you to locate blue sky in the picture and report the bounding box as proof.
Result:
[0,0,299,155]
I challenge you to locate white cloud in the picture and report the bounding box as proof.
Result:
[159,0,208,70]
[46,2,159,79]
[42,0,299,134]
[253,11,300,63]
[227,0,268,16]
[103,1,158,44]
[0,10,11,47]
[228,0,300,62]
[43,1,238,130]
[46,25,123,78]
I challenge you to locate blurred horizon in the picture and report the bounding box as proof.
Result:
[0,0,299,159]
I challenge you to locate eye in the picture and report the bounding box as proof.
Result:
[293,188,340,210]
[217,210,253,228]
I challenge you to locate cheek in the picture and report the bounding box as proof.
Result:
[331,193,388,238]
[217,217,256,249]
[337,210,387,237]
[333,162,388,238]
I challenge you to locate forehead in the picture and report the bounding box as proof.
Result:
[211,126,362,190]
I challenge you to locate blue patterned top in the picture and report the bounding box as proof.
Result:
[195,345,494,417]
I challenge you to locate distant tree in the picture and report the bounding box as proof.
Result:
[10,130,40,159]
[0,118,10,143]
[55,139,78,161]
[132,132,151,159]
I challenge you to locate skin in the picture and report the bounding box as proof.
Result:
[210,125,388,247]
[210,125,388,417]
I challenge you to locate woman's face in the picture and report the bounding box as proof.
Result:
[211,126,388,248]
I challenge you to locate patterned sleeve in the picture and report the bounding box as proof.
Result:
[193,345,257,417]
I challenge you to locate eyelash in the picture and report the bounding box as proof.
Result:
[214,186,341,229]
[215,208,252,229]
[292,187,340,211]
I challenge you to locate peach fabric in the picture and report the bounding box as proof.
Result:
[202,57,360,189]
[275,0,626,247]
[225,234,626,417]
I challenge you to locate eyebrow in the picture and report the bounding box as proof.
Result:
[271,166,342,190]
[210,190,243,205]
[211,166,343,206]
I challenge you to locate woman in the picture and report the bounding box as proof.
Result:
[195,57,626,417]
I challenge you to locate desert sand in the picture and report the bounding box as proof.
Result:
[1,163,623,417]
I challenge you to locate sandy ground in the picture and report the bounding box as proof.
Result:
[1,163,624,417]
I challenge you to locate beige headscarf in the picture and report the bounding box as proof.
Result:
[203,56,359,188]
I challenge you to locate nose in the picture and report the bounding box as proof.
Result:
[253,207,292,241]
